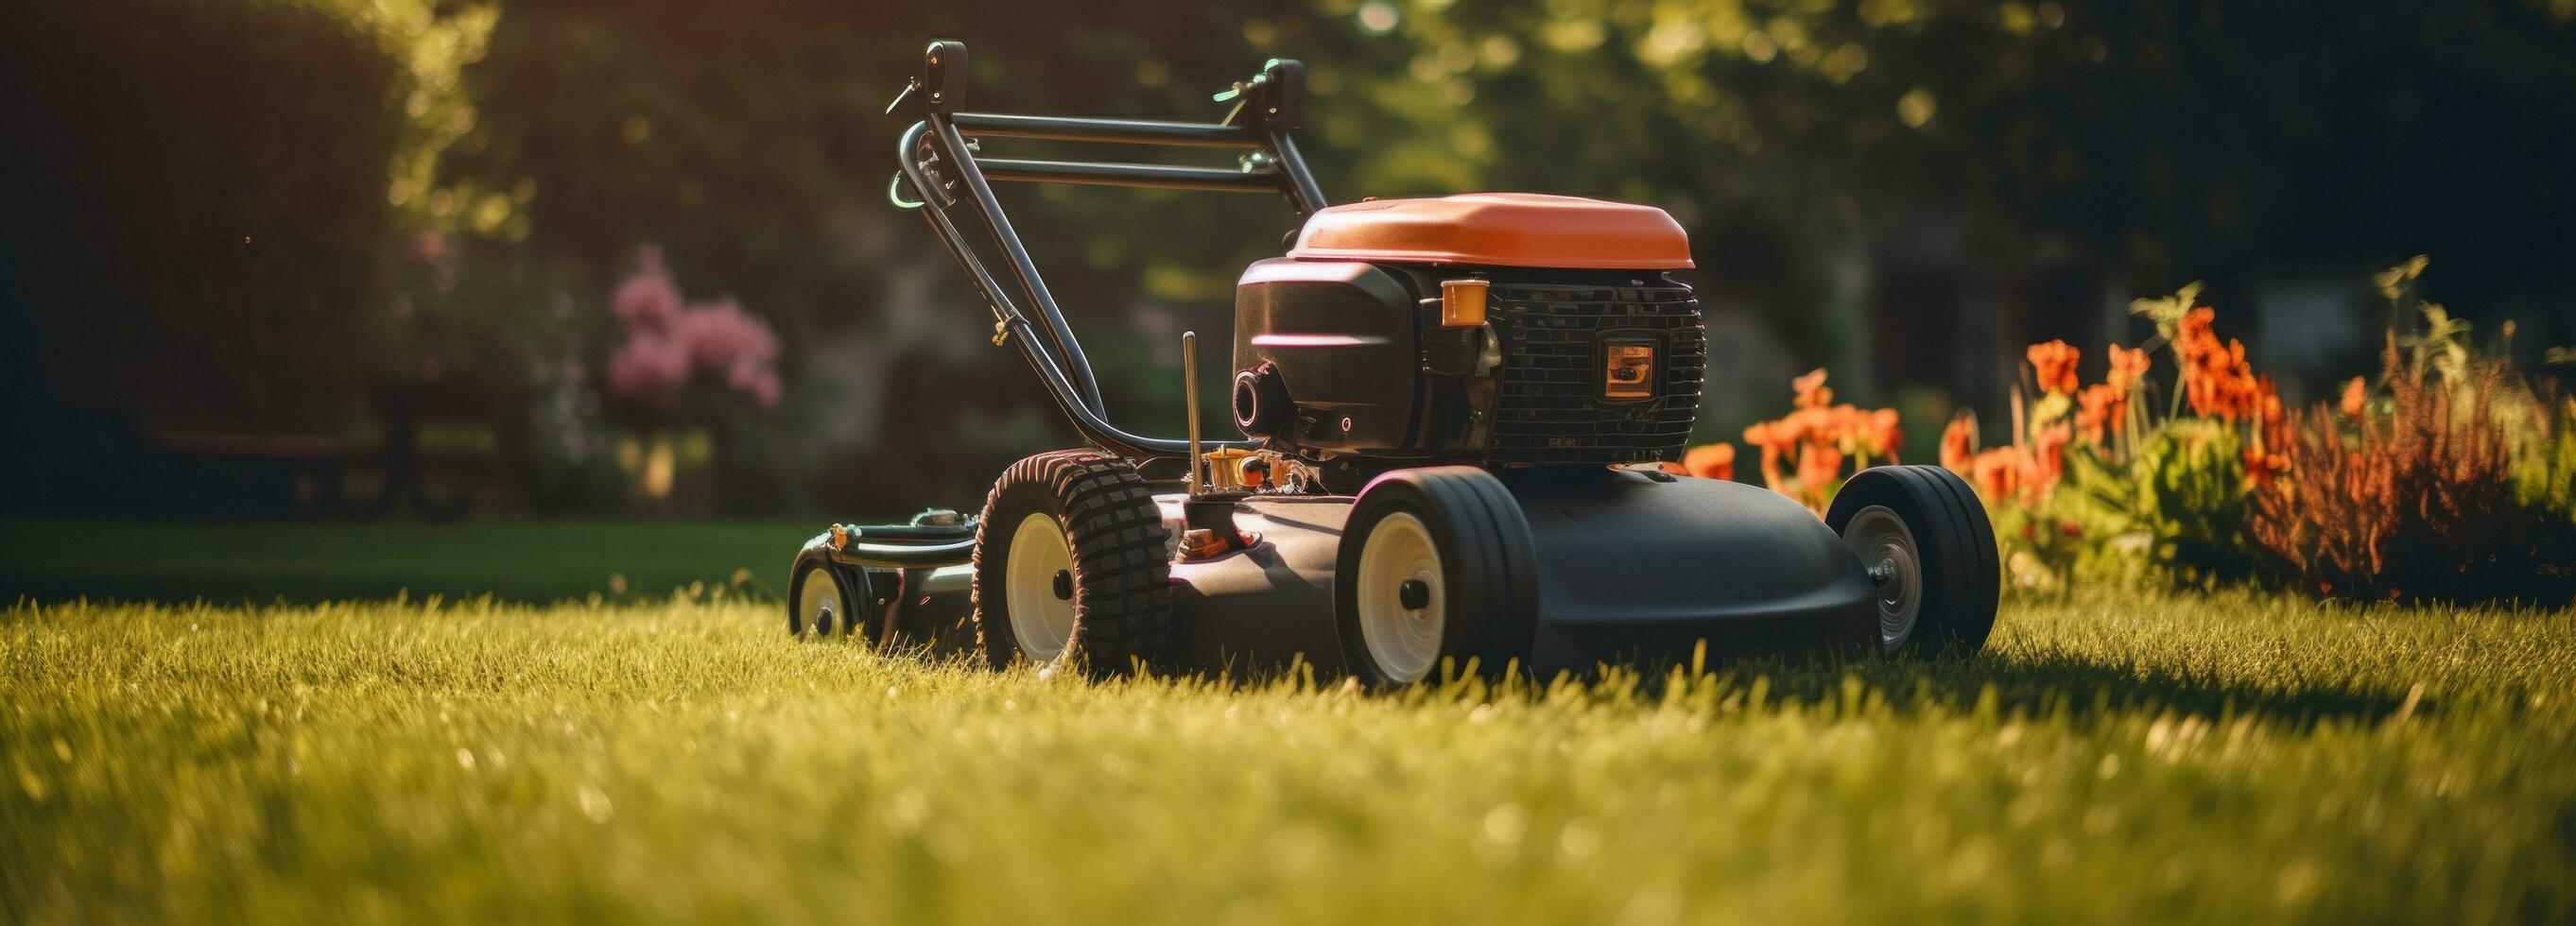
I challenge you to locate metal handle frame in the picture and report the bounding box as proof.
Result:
[893,41,1324,463]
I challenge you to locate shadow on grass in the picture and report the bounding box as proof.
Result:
[1694,648,2419,729]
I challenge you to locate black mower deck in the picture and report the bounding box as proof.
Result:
[862,471,1877,679]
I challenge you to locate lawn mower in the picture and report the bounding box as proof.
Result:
[788,41,1999,683]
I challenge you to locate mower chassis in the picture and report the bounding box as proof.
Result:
[830,470,1877,679]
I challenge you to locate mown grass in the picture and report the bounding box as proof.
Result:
[4,592,2572,924]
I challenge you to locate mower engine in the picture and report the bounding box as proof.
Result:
[1230,194,1704,485]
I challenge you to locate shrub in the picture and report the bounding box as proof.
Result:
[2518,404,2576,522]
[2047,420,2264,589]
[2249,297,2576,603]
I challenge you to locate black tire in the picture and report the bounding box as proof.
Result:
[1824,465,1999,658]
[787,540,872,640]
[971,451,1172,677]
[1334,466,1539,686]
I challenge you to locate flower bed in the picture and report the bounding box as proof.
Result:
[1698,260,2575,603]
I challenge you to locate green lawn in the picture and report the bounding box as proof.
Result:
[4,591,2571,923]
[0,519,811,605]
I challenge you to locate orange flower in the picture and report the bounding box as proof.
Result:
[2074,383,2125,445]
[1970,446,2033,502]
[2253,377,2292,461]
[2175,307,2219,365]
[1868,407,1903,460]
[2032,423,2071,490]
[2027,340,2082,396]
[2105,343,2152,392]
[1796,442,1844,496]
[1742,369,1901,511]
[1939,415,1977,474]
[2175,311,2261,422]
[1743,420,1786,489]
[2340,376,2367,420]
[1682,443,1737,481]
[2242,447,2290,487]
[1791,368,1832,409]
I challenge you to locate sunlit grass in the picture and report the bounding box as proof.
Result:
[4,592,2571,923]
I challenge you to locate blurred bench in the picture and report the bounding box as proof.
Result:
[138,381,475,520]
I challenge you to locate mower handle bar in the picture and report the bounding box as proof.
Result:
[892,40,1323,464]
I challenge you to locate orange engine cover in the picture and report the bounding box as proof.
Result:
[1288,193,1692,270]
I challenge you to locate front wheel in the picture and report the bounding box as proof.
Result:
[1334,466,1538,686]
[1825,465,1999,658]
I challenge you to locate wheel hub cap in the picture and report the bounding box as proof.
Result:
[1841,505,1922,654]
[1357,511,1444,683]
[798,570,837,636]
[1005,511,1079,661]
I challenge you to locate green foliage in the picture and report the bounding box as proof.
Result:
[2019,422,2256,592]
[2120,421,2260,584]
[2127,281,2204,347]
[2517,407,2576,521]
[5,592,2574,922]
[295,0,504,236]
[0,0,412,429]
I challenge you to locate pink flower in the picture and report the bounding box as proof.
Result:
[605,246,785,410]
[611,246,683,333]
[735,367,783,408]
[676,298,780,371]
[606,331,691,407]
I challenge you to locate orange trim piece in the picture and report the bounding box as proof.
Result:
[1289,193,1692,270]
[1439,278,1489,327]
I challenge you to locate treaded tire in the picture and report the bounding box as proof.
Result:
[971,450,1172,677]
[1825,465,2000,658]
[1334,466,1539,686]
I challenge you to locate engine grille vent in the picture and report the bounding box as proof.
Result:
[1486,279,1705,467]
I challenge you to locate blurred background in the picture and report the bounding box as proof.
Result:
[3,1,2570,543]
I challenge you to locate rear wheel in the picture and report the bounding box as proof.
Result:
[1335,466,1538,686]
[972,451,1172,677]
[1825,465,1999,657]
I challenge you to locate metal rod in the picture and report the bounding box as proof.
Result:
[929,114,1109,413]
[896,126,1250,461]
[1268,133,1328,214]
[828,538,977,570]
[977,158,1285,194]
[951,112,1264,148]
[1184,330,1202,495]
